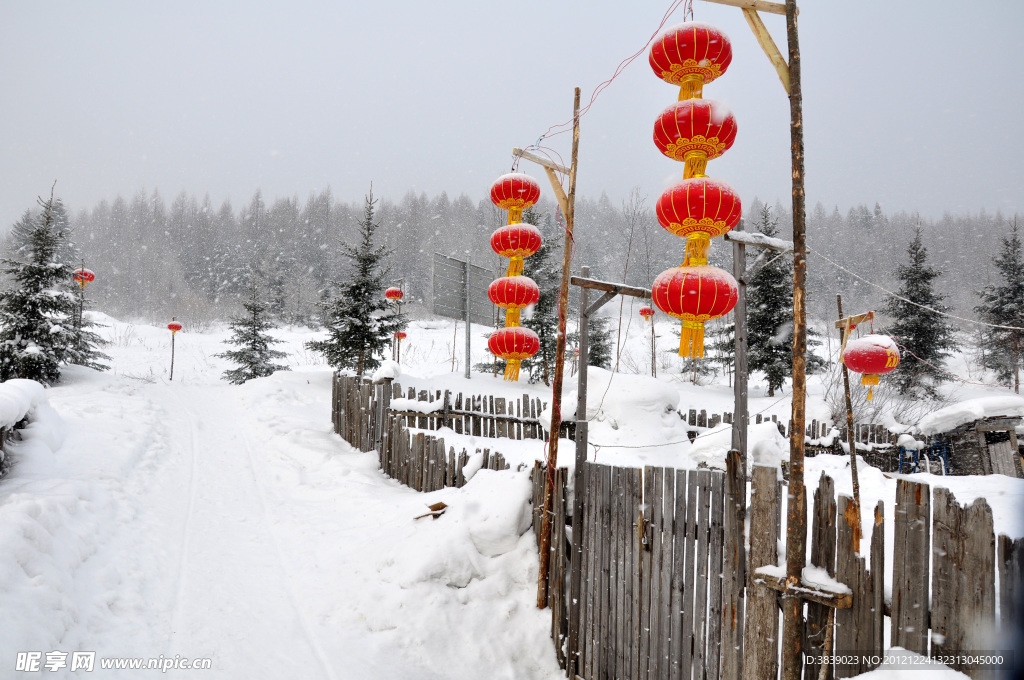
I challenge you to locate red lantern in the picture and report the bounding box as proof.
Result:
[639,306,655,321]
[488,276,540,311]
[652,265,737,358]
[491,223,543,277]
[649,22,733,100]
[843,335,900,401]
[394,331,407,341]
[385,287,404,301]
[653,99,737,179]
[657,177,741,265]
[73,268,95,288]
[167,322,182,334]
[490,173,541,224]
[488,326,540,382]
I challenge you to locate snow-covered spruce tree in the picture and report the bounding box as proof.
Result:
[516,208,561,385]
[68,285,111,372]
[217,276,289,384]
[975,221,1024,393]
[0,193,78,384]
[746,204,824,396]
[884,228,957,398]
[306,190,403,375]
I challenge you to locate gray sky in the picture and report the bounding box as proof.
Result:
[2,0,1022,227]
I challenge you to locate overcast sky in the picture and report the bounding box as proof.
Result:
[2,0,1022,227]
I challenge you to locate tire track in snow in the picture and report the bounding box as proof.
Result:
[233,416,339,680]
[167,389,201,641]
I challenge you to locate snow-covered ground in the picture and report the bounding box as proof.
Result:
[1,312,1021,678]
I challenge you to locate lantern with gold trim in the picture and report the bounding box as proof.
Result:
[842,335,900,401]
[653,99,737,179]
[639,305,655,322]
[652,265,737,358]
[650,22,733,100]
[488,276,540,328]
[73,268,95,289]
[384,286,404,302]
[490,173,541,228]
[487,326,541,382]
[657,177,741,266]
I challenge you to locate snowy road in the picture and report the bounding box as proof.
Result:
[1,321,561,679]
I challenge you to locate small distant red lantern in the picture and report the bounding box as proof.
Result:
[652,265,737,358]
[73,268,95,288]
[649,22,733,100]
[490,173,541,224]
[488,277,540,327]
[385,287,404,301]
[394,331,407,341]
[653,99,737,179]
[639,306,655,322]
[168,322,182,334]
[488,326,540,382]
[843,335,900,401]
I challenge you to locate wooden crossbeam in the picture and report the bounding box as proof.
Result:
[570,276,652,300]
[512,147,571,175]
[834,311,874,329]
[741,8,790,94]
[753,570,853,609]
[700,0,787,15]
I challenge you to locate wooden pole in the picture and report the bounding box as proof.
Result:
[732,220,749,477]
[537,87,581,608]
[837,294,863,552]
[781,1,807,678]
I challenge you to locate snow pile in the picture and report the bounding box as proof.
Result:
[917,396,1024,435]
[371,359,401,382]
[896,433,924,451]
[551,367,692,456]
[390,396,445,413]
[690,421,788,471]
[0,378,45,428]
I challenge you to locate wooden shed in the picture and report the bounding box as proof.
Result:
[917,397,1024,477]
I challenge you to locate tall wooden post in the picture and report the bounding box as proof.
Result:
[781,0,807,678]
[537,87,581,608]
[731,221,749,476]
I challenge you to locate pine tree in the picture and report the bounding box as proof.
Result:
[518,208,564,385]
[68,278,111,372]
[0,192,78,384]
[975,221,1024,393]
[217,277,289,384]
[884,228,958,397]
[306,190,403,375]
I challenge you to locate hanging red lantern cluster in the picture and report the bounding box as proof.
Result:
[73,268,95,289]
[648,21,740,358]
[487,173,543,381]
[842,335,900,401]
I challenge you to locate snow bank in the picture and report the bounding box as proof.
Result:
[390,397,445,414]
[917,396,1024,435]
[689,421,788,471]
[0,378,45,428]
[371,359,401,382]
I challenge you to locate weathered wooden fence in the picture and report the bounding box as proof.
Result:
[332,374,518,491]
[532,457,1022,680]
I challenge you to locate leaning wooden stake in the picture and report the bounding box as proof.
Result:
[537,87,581,608]
[781,0,808,678]
[836,294,863,551]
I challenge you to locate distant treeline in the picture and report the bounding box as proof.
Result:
[2,186,1017,331]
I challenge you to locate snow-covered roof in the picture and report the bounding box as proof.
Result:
[917,396,1024,436]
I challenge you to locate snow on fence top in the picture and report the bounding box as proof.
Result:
[917,395,1024,436]
[723,230,793,251]
[0,379,45,429]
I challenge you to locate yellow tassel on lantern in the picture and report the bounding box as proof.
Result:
[678,319,706,358]
[504,359,521,381]
[678,74,704,101]
[683,150,708,179]
[505,308,521,327]
[506,256,524,277]
[862,374,879,401]
[508,207,523,224]
[683,233,710,266]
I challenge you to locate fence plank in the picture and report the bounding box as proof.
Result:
[958,498,995,676]
[806,472,837,680]
[583,463,597,679]
[998,535,1024,628]
[932,486,961,662]
[721,452,745,680]
[628,466,642,680]
[657,469,676,678]
[743,465,779,680]
[647,467,665,679]
[891,479,930,655]
[639,466,654,680]
[706,470,725,680]
[680,469,699,680]
[669,469,688,680]
[835,494,879,678]
[692,470,712,679]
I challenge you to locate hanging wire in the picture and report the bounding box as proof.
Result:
[518,0,688,158]
[807,245,1024,332]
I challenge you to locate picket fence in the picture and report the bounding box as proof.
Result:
[331,373,1022,678]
